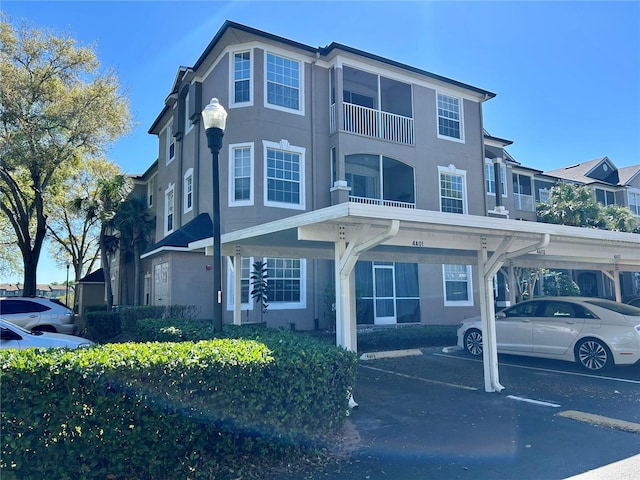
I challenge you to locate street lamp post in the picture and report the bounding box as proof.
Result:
[202,98,227,332]
[65,263,70,307]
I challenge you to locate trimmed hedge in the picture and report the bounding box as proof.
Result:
[1,322,357,479]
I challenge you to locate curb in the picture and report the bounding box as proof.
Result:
[359,349,423,361]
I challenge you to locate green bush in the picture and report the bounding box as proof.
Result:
[1,325,357,480]
[84,311,121,342]
[357,324,458,351]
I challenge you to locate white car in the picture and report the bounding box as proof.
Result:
[0,297,76,334]
[457,297,640,371]
[0,319,94,351]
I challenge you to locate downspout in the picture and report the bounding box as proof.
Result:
[311,52,319,327]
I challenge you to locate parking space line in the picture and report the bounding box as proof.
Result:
[557,410,640,434]
[434,352,640,385]
[507,395,561,408]
[360,364,478,391]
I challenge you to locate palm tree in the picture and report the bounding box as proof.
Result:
[75,174,132,310]
[113,195,155,305]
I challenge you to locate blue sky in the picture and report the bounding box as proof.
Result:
[3,0,640,283]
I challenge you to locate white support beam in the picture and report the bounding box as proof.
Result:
[478,237,504,393]
[602,268,622,302]
[334,220,400,353]
[233,249,242,325]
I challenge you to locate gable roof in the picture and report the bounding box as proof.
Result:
[78,268,105,284]
[544,157,619,186]
[142,213,213,258]
[618,164,640,185]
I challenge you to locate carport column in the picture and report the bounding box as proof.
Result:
[478,238,504,393]
[233,248,242,325]
[334,227,357,352]
[602,268,622,302]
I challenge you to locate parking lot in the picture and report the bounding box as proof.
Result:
[303,348,640,480]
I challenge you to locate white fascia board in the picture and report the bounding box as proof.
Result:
[140,246,191,259]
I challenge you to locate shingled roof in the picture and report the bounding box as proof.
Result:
[143,213,213,256]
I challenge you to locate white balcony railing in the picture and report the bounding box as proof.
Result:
[514,193,534,211]
[331,103,415,145]
[349,195,416,209]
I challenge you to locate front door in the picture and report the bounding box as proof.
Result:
[154,262,169,307]
[374,264,396,324]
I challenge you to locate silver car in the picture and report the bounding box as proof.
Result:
[0,319,93,350]
[0,297,76,334]
[457,297,640,371]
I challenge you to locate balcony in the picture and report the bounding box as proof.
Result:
[514,193,534,211]
[331,103,415,145]
[349,195,415,209]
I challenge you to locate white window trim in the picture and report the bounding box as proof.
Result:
[264,48,305,116]
[267,258,307,310]
[484,159,507,197]
[147,175,155,208]
[436,91,464,143]
[183,168,193,214]
[442,264,474,307]
[594,186,617,206]
[229,142,254,207]
[226,257,254,310]
[229,48,254,108]
[628,188,640,216]
[263,139,306,210]
[164,183,175,235]
[438,165,468,215]
[165,122,175,165]
[538,187,551,204]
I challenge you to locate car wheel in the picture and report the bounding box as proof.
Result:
[463,328,483,356]
[575,338,612,372]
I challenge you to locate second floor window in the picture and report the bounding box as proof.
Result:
[233,51,251,105]
[437,93,462,141]
[266,52,301,112]
[513,173,533,211]
[485,160,507,196]
[439,166,467,214]
[165,185,175,234]
[264,140,305,210]
[229,143,254,206]
[629,191,640,216]
[184,169,193,213]
[595,188,616,206]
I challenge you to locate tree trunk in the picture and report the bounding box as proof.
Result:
[100,226,113,310]
[133,242,141,306]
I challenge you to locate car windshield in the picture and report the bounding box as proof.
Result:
[583,299,640,316]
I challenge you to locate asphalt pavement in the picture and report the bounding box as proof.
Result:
[286,347,640,480]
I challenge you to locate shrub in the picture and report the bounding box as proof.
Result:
[1,324,357,479]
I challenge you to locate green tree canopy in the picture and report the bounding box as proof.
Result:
[0,15,131,295]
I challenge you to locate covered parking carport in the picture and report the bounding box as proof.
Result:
[195,202,640,393]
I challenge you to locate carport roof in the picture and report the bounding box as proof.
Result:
[191,202,640,272]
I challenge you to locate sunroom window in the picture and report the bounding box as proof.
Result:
[345,154,415,207]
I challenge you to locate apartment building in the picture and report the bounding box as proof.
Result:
[110,21,640,329]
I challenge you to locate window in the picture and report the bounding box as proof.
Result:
[595,188,616,206]
[266,258,306,309]
[184,90,192,134]
[147,177,154,207]
[231,50,252,106]
[264,140,305,209]
[164,184,175,234]
[443,265,473,306]
[227,257,252,309]
[629,190,640,216]
[439,166,467,214]
[437,93,463,141]
[165,124,175,164]
[512,173,533,211]
[229,143,254,206]
[266,52,302,113]
[183,169,193,213]
[484,159,507,196]
[538,188,550,204]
